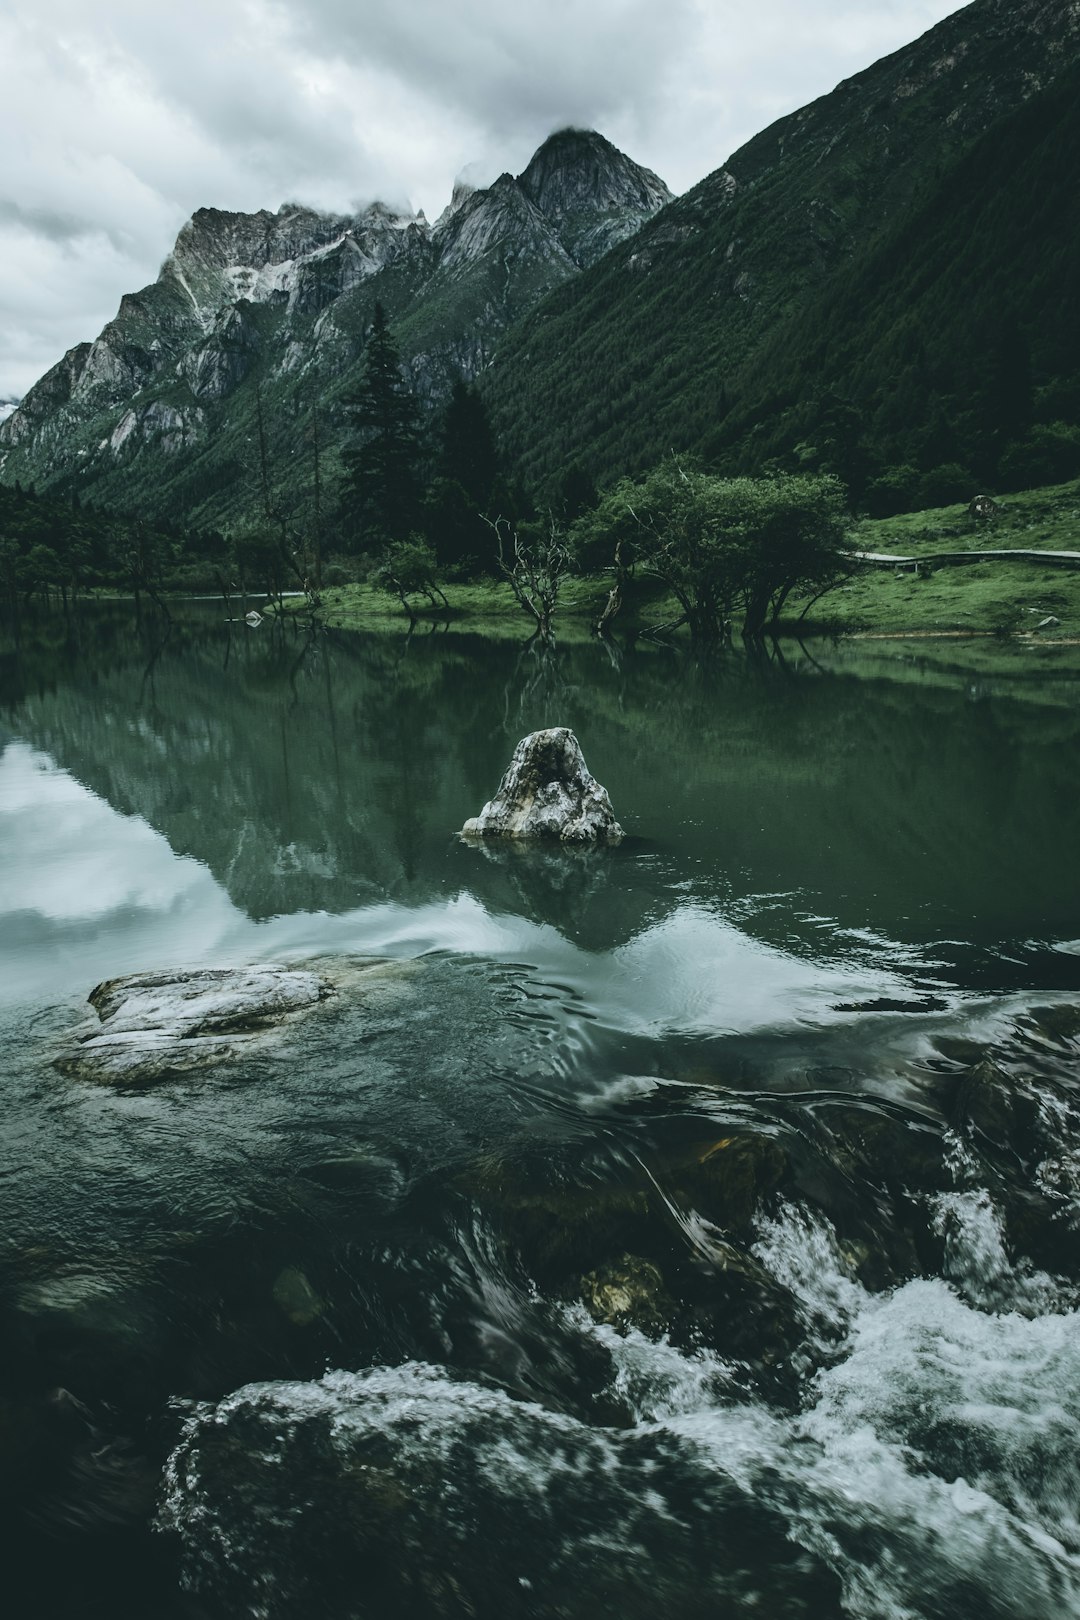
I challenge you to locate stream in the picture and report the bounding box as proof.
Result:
[1,605,1079,1617]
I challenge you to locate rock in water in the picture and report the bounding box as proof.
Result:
[161,1363,839,1619]
[461,728,623,845]
[57,965,331,1085]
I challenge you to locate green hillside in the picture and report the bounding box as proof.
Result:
[482,0,1080,504]
[716,56,1080,502]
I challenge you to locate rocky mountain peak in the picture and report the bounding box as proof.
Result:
[169,201,406,283]
[516,127,673,267]
[433,172,571,274]
[519,128,673,222]
[0,127,670,517]
[449,178,478,214]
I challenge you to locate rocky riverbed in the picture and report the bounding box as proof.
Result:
[5,950,1080,1618]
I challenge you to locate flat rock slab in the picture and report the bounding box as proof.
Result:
[461,727,623,845]
[57,966,332,1086]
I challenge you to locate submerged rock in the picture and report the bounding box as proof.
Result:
[57,965,331,1085]
[161,1363,840,1619]
[579,1254,673,1334]
[272,1266,325,1327]
[461,728,623,844]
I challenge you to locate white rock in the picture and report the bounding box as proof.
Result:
[461,728,623,845]
[58,965,331,1085]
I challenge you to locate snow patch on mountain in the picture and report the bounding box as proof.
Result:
[0,127,674,513]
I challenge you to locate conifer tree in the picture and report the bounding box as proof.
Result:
[427,381,502,572]
[343,303,422,551]
[556,460,596,526]
[439,381,498,505]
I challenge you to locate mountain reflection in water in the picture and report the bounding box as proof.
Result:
[1,605,1079,1619]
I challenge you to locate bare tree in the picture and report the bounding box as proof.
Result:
[594,534,628,639]
[483,512,571,644]
[244,381,321,613]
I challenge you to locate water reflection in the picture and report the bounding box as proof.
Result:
[2,606,1079,1014]
[0,742,900,1032]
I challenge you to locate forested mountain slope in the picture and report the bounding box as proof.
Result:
[482,0,1080,499]
[713,54,1080,504]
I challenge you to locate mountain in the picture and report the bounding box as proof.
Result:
[9,0,1078,532]
[709,52,1080,501]
[481,0,1080,498]
[0,131,671,526]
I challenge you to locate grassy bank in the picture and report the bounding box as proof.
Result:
[310,477,1080,644]
[311,574,682,644]
[803,477,1080,639]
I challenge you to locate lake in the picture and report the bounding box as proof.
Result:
[2,603,1080,1618]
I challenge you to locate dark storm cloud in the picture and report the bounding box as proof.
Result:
[0,200,95,245]
[0,199,143,254]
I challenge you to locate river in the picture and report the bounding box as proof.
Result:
[2,604,1079,1617]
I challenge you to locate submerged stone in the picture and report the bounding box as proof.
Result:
[162,1362,840,1619]
[461,728,623,845]
[272,1266,325,1327]
[579,1254,673,1334]
[57,965,332,1086]
[1023,1004,1080,1045]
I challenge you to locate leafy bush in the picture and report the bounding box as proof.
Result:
[864,465,920,517]
[574,460,852,638]
[915,464,976,510]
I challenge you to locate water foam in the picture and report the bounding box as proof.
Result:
[163,1198,1080,1618]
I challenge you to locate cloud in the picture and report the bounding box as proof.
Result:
[0,0,967,398]
[286,0,696,135]
[0,199,97,245]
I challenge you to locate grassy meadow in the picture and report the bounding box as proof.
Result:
[309,477,1080,646]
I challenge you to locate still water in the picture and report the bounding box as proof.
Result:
[1,605,1079,1617]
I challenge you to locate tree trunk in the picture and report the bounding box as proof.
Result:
[742,591,770,639]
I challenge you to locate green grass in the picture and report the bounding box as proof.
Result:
[851,477,1080,555]
[309,478,1080,646]
[316,564,1080,646]
[312,573,681,642]
[801,477,1080,640]
[798,560,1080,639]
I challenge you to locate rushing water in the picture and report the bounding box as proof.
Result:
[1,604,1080,1618]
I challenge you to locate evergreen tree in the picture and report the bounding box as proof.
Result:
[556,460,597,526]
[427,381,503,573]
[439,381,497,505]
[343,303,422,551]
[980,315,1033,475]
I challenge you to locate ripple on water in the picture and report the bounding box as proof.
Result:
[159,1196,1080,1620]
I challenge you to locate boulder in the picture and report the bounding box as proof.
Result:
[161,1363,841,1619]
[56,965,331,1086]
[461,728,623,844]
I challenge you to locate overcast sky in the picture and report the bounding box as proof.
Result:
[0,0,969,401]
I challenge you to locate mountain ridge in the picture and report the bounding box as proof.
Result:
[6,0,1080,527]
[482,0,1080,495]
[0,129,673,525]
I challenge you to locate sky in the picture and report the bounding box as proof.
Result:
[0,0,969,402]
